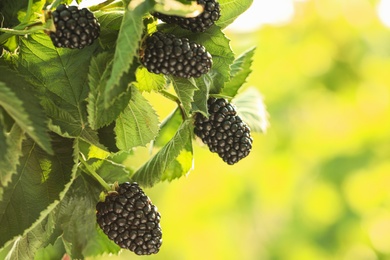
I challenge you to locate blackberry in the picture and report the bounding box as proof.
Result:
[49,4,100,49]
[152,0,221,33]
[194,97,253,165]
[96,182,162,255]
[141,31,212,78]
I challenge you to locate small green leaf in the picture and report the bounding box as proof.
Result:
[0,134,77,249]
[192,74,212,116]
[233,87,269,133]
[4,214,56,260]
[216,0,253,29]
[171,77,198,116]
[135,67,167,92]
[35,236,66,260]
[87,52,133,130]
[132,119,193,187]
[222,47,256,98]
[104,0,153,107]
[153,107,182,148]
[115,87,160,150]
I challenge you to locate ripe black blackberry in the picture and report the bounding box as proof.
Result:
[96,182,162,255]
[194,97,253,165]
[141,31,212,78]
[152,0,221,33]
[49,4,100,49]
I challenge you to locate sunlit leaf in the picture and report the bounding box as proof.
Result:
[115,87,160,150]
[135,67,167,92]
[132,119,193,187]
[233,87,269,133]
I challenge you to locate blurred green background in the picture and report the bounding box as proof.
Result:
[92,0,390,259]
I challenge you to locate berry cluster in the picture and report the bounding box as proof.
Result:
[141,31,212,78]
[96,182,162,255]
[49,4,100,49]
[152,0,221,33]
[194,98,253,165]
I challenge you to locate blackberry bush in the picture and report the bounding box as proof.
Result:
[49,4,100,49]
[152,0,221,33]
[194,97,253,165]
[96,182,162,255]
[141,31,212,78]
[0,0,265,258]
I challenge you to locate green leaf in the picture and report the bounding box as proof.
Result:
[16,33,99,137]
[232,87,269,133]
[104,0,153,107]
[216,0,253,29]
[171,77,198,116]
[49,174,120,259]
[192,74,212,116]
[159,25,234,93]
[132,119,193,187]
[0,134,77,249]
[35,236,66,260]
[222,47,256,98]
[153,107,182,147]
[0,125,25,201]
[0,70,52,154]
[115,87,160,150]
[87,52,133,129]
[135,67,167,92]
[4,214,56,260]
[161,134,193,182]
[95,10,124,30]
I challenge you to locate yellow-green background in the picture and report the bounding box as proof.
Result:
[92,1,390,259]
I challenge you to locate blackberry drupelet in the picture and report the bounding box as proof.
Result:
[194,97,253,165]
[96,182,162,255]
[49,4,100,49]
[152,0,221,33]
[141,31,212,78]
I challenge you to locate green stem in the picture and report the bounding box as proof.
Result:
[160,89,180,103]
[0,22,44,44]
[79,156,112,192]
[89,0,119,11]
